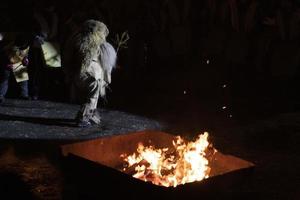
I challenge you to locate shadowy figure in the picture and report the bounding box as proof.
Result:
[0,34,30,103]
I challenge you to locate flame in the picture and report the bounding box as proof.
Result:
[121,132,214,187]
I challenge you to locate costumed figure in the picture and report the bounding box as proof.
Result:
[63,19,117,127]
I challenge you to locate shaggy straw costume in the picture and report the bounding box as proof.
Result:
[63,20,117,127]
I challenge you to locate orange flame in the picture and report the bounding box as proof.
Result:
[121,132,214,187]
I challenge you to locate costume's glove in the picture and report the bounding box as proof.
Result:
[22,57,29,66]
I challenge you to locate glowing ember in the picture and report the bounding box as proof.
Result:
[121,132,215,187]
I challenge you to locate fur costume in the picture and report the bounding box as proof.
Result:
[63,20,117,127]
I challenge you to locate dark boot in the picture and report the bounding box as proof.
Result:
[77,117,92,128]
[76,111,92,128]
[75,105,93,127]
[89,109,101,125]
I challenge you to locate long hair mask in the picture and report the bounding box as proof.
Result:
[75,20,109,72]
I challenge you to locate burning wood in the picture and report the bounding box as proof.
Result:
[61,130,254,198]
[121,132,217,187]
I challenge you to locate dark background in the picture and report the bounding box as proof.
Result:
[0,0,299,110]
[0,0,300,199]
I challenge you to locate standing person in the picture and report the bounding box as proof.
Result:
[0,35,30,103]
[27,33,47,101]
[63,19,117,127]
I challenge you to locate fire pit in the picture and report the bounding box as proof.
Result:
[61,131,254,199]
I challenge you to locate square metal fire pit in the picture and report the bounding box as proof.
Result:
[61,131,254,199]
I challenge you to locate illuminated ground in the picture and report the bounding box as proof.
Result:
[0,99,163,140]
[0,90,299,199]
[0,65,299,199]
